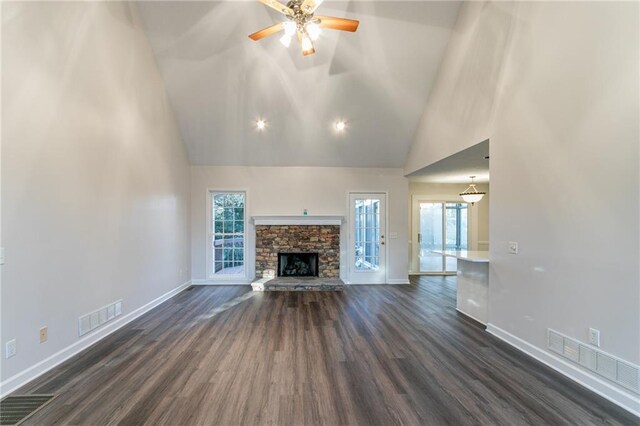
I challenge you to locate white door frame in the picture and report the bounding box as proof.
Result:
[347,192,388,284]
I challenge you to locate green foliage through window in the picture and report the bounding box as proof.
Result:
[212,192,245,275]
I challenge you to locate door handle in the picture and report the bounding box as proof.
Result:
[418,233,422,243]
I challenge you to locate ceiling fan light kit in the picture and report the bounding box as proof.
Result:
[249,0,359,56]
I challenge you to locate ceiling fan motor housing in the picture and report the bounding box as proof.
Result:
[285,0,319,30]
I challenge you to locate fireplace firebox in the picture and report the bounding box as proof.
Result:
[278,253,319,277]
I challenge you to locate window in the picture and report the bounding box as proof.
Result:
[211,192,245,276]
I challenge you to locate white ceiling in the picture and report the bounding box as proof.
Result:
[408,139,490,183]
[136,1,461,167]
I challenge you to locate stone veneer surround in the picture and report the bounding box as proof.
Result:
[255,225,340,279]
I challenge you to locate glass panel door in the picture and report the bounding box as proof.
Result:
[419,202,444,273]
[418,202,468,273]
[349,193,386,284]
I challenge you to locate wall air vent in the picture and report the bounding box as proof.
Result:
[548,330,564,353]
[547,329,640,394]
[617,361,640,392]
[78,300,123,337]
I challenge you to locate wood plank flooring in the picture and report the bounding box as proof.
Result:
[11,277,638,425]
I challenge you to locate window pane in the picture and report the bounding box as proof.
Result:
[214,221,224,234]
[234,208,244,221]
[234,221,244,233]
[214,195,225,208]
[354,198,380,270]
[234,249,244,261]
[214,206,224,221]
[223,208,234,221]
[224,246,233,260]
[223,221,234,233]
[229,194,245,207]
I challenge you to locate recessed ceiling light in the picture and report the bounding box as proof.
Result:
[256,119,266,130]
[335,120,346,131]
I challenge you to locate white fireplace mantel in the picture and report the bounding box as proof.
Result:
[251,215,344,226]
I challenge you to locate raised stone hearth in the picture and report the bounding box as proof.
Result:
[251,277,344,292]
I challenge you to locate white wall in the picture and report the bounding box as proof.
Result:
[404,1,514,175]
[1,2,190,389]
[405,1,639,414]
[191,166,408,284]
[408,182,489,273]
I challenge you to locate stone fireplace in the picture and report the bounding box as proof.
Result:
[255,224,340,279]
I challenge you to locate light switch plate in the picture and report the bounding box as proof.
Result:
[589,328,601,347]
[508,241,518,254]
[6,339,16,358]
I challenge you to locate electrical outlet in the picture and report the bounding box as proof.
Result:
[5,339,16,358]
[39,326,48,343]
[589,328,601,347]
[508,241,519,254]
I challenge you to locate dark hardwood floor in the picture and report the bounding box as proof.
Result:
[12,276,638,425]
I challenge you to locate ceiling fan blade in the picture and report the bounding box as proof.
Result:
[315,16,359,32]
[258,0,294,16]
[300,0,324,14]
[248,23,284,41]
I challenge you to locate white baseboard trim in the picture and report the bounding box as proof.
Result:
[0,280,192,398]
[191,279,252,285]
[486,323,640,417]
[387,279,410,285]
[455,308,487,326]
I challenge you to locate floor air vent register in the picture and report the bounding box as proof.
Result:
[548,329,639,394]
[0,395,54,425]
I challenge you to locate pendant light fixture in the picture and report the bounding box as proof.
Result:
[460,176,485,205]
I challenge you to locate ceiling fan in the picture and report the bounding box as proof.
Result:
[248,0,359,56]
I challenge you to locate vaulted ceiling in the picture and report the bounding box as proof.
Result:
[137,1,461,167]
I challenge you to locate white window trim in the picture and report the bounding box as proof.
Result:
[206,190,249,282]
